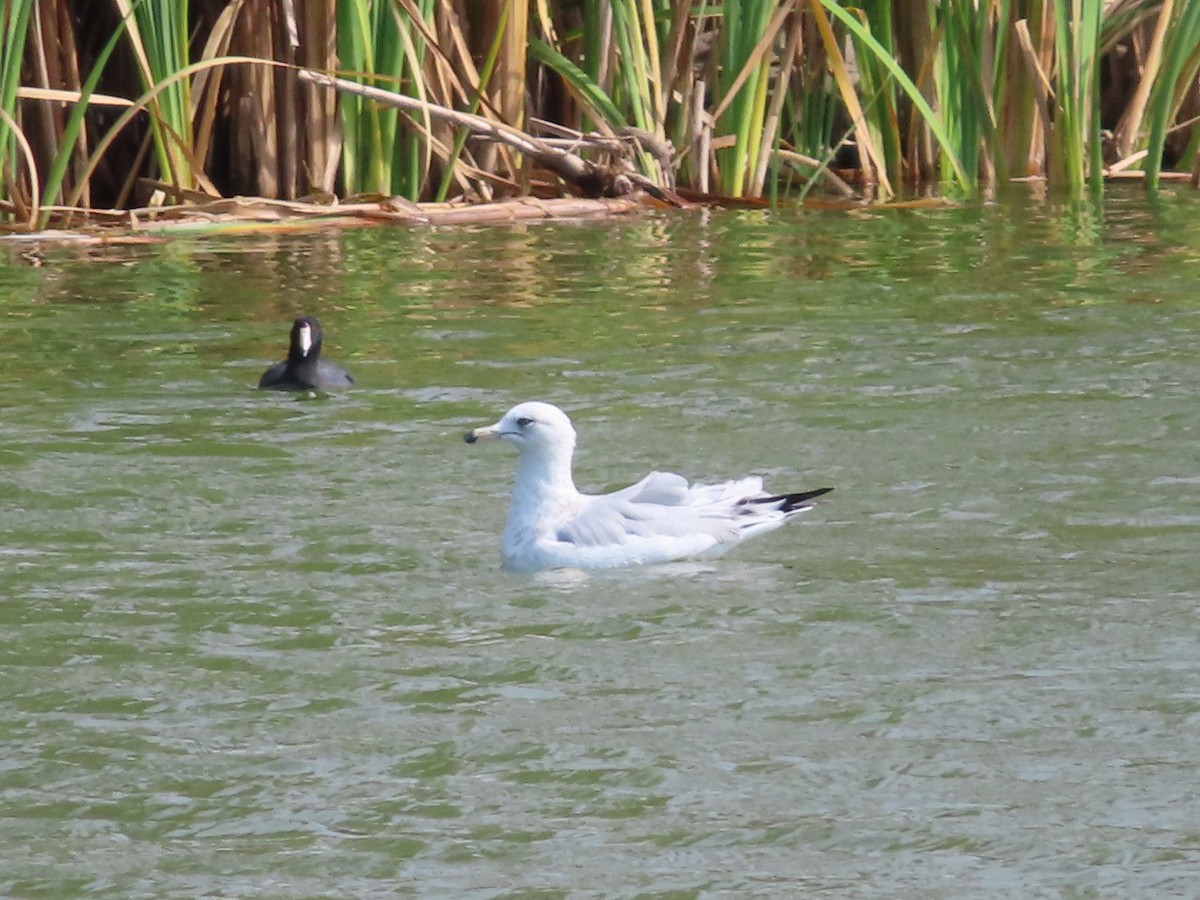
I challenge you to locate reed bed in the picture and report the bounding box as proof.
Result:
[3,0,1200,230]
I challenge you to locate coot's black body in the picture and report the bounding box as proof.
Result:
[258,316,353,391]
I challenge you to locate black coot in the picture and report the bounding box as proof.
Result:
[258,316,354,391]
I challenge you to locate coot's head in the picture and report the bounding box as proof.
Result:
[289,316,323,362]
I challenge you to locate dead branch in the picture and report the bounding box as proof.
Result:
[298,69,655,200]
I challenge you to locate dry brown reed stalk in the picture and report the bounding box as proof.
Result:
[24,0,87,206]
[409,0,522,197]
[214,0,342,199]
[753,7,803,196]
[1112,0,1174,162]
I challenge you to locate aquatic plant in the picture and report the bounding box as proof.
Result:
[1,0,1200,228]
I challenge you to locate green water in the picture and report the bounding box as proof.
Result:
[2,191,1199,896]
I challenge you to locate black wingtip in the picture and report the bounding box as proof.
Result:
[752,487,834,513]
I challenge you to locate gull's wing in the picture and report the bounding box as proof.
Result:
[554,472,767,549]
[602,471,690,505]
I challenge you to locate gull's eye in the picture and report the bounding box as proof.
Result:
[516,417,533,428]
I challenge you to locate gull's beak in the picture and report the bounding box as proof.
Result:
[464,422,501,444]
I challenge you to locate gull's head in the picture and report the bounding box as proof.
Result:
[464,401,577,455]
[290,316,321,359]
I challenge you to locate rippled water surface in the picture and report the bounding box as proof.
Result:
[3,192,1200,896]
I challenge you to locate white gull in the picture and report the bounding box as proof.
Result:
[464,401,832,572]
